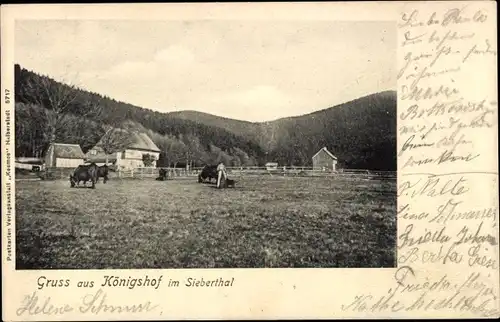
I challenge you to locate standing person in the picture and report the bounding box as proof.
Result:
[217,161,227,188]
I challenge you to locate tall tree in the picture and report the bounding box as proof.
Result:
[19,75,102,146]
[182,133,206,168]
[167,139,187,168]
[14,103,49,157]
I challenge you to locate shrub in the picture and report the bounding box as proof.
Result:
[142,154,157,167]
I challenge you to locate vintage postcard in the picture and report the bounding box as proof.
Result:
[1,1,498,320]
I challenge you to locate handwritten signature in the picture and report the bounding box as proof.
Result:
[341,267,499,316]
[16,289,159,316]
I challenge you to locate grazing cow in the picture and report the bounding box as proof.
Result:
[69,163,99,189]
[198,165,218,183]
[69,165,89,187]
[156,168,168,181]
[96,165,109,183]
[225,179,236,188]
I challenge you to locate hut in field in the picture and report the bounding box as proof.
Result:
[44,143,85,168]
[312,147,338,171]
[265,162,279,171]
[86,132,161,169]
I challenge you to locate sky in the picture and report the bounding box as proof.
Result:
[15,20,396,122]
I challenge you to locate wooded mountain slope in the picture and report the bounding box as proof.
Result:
[167,91,397,170]
[14,64,396,170]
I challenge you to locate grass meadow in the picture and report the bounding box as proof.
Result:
[15,174,397,269]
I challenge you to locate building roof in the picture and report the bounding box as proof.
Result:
[312,147,337,160]
[265,162,278,166]
[92,131,160,153]
[128,132,161,152]
[16,157,44,165]
[50,143,85,159]
[85,131,160,162]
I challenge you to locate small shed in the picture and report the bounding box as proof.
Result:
[312,147,338,171]
[44,143,85,168]
[15,157,44,172]
[265,162,279,171]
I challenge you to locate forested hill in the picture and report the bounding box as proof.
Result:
[261,91,397,170]
[14,64,397,170]
[167,91,397,170]
[167,110,261,142]
[14,65,266,167]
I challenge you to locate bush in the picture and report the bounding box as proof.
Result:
[142,154,157,167]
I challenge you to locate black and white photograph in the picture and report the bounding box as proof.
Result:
[13,19,397,270]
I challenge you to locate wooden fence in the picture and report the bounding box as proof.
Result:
[121,166,397,180]
[31,166,396,181]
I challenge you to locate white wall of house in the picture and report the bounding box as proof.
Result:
[55,158,83,168]
[123,149,143,160]
[117,159,145,169]
[116,149,160,169]
[15,163,34,170]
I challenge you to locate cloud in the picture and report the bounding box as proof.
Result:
[154,45,195,65]
[82,44,196,82]
[198,85,298,121]
[16,20,397,121]
[228,86,290,107]
[110,61,156,76]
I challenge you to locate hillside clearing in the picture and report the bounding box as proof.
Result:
[16,176,397,269]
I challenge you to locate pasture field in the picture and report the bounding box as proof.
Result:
[15,175,397,269]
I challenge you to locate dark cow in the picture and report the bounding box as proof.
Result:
[69,165,89,187]
[69,163,99,189]
[225,179,236,188]
[96,165,109,183]
[156,168,168,181]
[198,165,218,183]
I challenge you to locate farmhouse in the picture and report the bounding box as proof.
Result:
[312,147,338,171]
[86,132,161,169]
[44,143,85,168]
